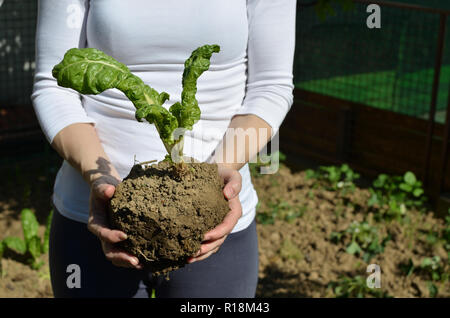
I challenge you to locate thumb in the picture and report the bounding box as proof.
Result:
[224,179,240,200]
[91,175,120,200]
[95,183,115,200]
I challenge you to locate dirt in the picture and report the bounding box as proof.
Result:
[0,154,448,297]
[109,161,229,275]
[253,164,449,298]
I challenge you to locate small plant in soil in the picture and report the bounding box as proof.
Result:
[328,275,391,298]
[443,209,450,259]
[0,209,53,272]
[256,200,306,225]
[305,163,359,194]
[52,45,230,275]
[419,256,449,283]
[401,255,450,297]
[368,171,427,222]
[330,221,390,262]
[249,151,286,178]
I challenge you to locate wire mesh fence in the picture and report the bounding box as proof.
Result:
[0,0,37,107]
[295,0,450,123]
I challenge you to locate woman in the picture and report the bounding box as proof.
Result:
[32,0,295,298]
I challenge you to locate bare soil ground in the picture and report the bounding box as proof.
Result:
[0,155,448,297]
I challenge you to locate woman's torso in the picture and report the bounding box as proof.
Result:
[53,0,258,232]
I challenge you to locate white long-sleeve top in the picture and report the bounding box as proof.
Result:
[32,0,296,233]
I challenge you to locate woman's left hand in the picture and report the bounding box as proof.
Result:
[187,164,242,263]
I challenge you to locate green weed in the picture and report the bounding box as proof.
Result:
[0,209,53,271]
[256,200,306,225]
[305,163,359,194]
[330,221,390,262]
[368,171,427,222]
[328,275,390,298]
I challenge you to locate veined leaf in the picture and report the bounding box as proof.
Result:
[21,208,39,245]
[52,48,178,147]
[170,44,220,130]
[28,236,42,261]
[42,209,53,254]
[3,236,26,254]
[404,171,417,185]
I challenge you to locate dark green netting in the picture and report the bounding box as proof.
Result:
[0,0,37,107]
[296,1,450,123]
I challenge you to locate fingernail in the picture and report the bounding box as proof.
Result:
[131,258,139,266]
[120,233,128,240]
[225,188,233,198]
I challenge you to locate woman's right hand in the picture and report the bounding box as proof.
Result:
[87,176,143,269]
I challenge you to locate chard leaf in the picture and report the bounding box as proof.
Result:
[52,48,178,147]
[170,44,220,130]
[3,237,26,254]
[28,236,42,261]
[21,208,39,245]
[41,209,53,254]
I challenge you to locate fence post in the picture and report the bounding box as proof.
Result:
[437,84,450,199]
[423,13,447,193]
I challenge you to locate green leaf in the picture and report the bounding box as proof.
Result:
[399,183,412,192]
[427,282,438,297]
[52,48,178,148]
[41,210,53,254]
[31,260,44,270]
[170,44,220,130]
[373,174,388,188]
[404,172,417,185]
[413,188,424,197]
[3,236,26,254]
[346,241,362,255]
[21,209,39,245]
[28,236,42,261]
[305,169,315,179]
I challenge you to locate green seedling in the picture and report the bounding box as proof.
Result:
[305,163,359,194]
[249,151,286,178]
[420,256,448,283]
[444,209,450,258]
[0,209,53,271]
[330,221,390,262]
[368,171,427,222]
[256,200,306,225]
[427,281,439,298]
[52,45,219,162]
[328,275,390,298]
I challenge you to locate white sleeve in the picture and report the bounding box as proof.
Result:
[236,0,296,137]
[31,0,95,144]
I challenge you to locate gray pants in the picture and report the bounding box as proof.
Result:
[49,209,259,298]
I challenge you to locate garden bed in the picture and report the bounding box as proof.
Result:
[0,156,448,297]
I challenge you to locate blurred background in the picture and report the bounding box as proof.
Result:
[0,0,449,298]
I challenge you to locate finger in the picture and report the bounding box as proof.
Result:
[87,218,127,244]
[195,235,227,257]
[221,170,242,200]
[204,197,242,241]
[188,246,220,263]
[102,242,142,269]
[93,183,116,200]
